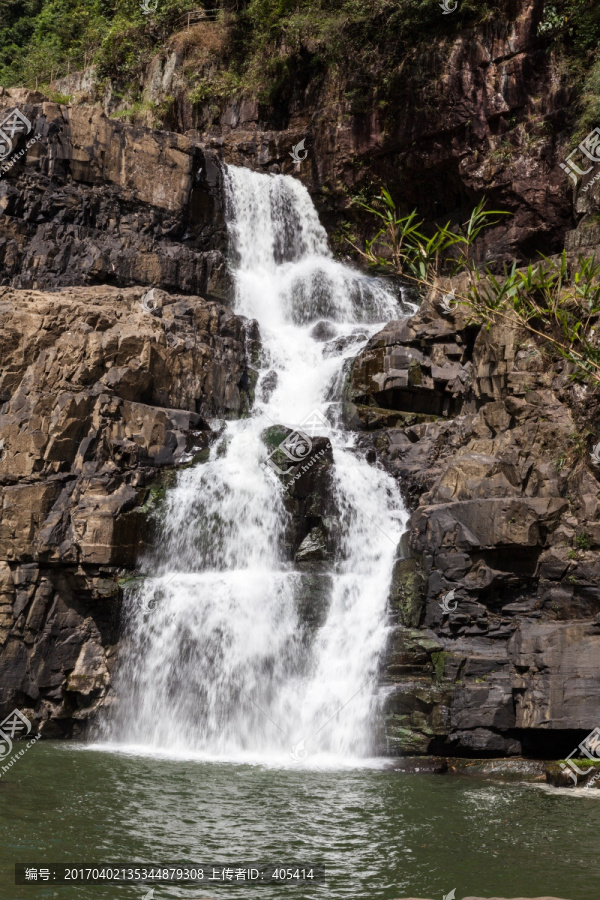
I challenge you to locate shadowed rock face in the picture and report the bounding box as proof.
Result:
[0,284,254,734]
[350,292,600,756]
[174,0,573,263]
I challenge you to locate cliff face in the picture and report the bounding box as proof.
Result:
[123,0,577,261]
[0,91,230,300]
[0,0,599,752]
[0,282,253,733]
[349,294,600,756]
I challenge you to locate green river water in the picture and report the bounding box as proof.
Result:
[0,743,598,900]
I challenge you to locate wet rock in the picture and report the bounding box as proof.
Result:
[385,756,448,774]
[545,760,600,788]
[448,757,546,780]
[388,557,427,627]
[310,320,337,342]
[323,331,368,358]
[259,371,278,403]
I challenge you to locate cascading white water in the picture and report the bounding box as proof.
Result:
[98,166,412,765]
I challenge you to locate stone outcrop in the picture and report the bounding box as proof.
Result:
[350,291,600,756]
[0,90,230,301]
[0,284,253,733]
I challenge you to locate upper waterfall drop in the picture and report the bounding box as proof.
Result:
[96,165,411,766]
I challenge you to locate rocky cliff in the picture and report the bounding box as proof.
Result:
[0,279,253,733]
[349,292,600,757]
[0,0,599,754]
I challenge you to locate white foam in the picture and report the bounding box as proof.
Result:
[97,165,410,766]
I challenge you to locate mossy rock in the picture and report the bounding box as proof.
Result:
[354,404,440,430]
[140,470,177,515]
[383,718,432,755]
[408,360,422,387]
[546,758,600,787]
[431,649,447,681]
[239,367,259,418]
[190,446,211,465]
[116,573,141,589]
[261,424,291,450]
[388,556,427,627]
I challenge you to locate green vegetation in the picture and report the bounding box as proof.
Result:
[468,253,600,385]
[1,0,598,121]
[575,531,591,549]
[0,0,198,89]
[356,188,600,386]
[348,191,509,283]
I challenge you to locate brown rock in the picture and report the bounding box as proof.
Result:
[0,284,254,730]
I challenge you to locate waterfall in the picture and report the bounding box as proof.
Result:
[97,166,411,766]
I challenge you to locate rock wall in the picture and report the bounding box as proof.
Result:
[0,284,253,733]
[1,0,599,752]
[348,291,600,756]
[0,89,230,301]
[115,0,576,262]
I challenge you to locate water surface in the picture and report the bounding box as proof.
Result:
[1,744,597,900]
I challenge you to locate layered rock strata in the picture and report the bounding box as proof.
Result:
[0,89,230,300]
[348,292,600,756]
[0,284,253,733]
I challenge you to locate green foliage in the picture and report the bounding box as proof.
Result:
[538,0,600,59]
[467,251,600,384]
[0,0,111,86]
[580,55,600,136]
[349,189,509,284]
[0,0,197,88]
[0,0,510,99]
[356,187,600,386]
[43,89,73,103]
[575,531,591,549]
[109,95,174,126]
[0,0,597,143]
[189,71,240,106]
